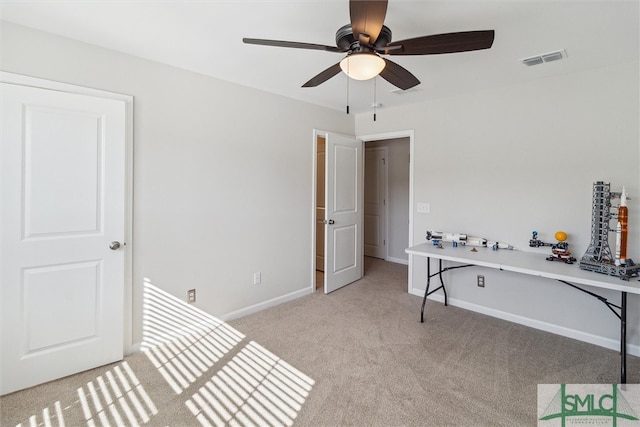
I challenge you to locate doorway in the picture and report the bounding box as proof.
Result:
[313,130,413,291]
[315,136,326,289]
[364,137,410,265]
[364,146,388,260]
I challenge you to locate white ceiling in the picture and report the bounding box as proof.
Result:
[2,1,638,114]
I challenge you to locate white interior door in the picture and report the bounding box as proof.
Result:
[364,147,387,259]
[324,132,363,293]
[1,82,127,395]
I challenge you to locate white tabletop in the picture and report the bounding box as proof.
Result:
[406,242,640,295]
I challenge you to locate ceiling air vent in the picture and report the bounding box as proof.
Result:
[521,49,567,66]
[389,87,423,95]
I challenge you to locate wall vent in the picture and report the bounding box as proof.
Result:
[521,49,567,66]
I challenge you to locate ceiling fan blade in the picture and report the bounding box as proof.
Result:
[385,30,495,55]
[302,62,343,87]
[350,0,388,44]
[379,59,420,90]
[243,38,344,53]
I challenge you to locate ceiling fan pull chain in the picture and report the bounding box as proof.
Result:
[373,77,377,122]
[346,57,350,114]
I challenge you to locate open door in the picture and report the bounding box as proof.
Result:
[322,131,364,293]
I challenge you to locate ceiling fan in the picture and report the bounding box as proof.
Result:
[243,0,495,91]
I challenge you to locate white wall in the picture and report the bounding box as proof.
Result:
[1,22,353,345]
[3,20,638,356]
[356,61,640,354]
[365,138,410,263]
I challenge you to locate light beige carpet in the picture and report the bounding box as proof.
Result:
[1,257,637,426]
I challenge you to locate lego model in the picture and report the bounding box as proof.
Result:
[529,231,576,264]
[579,181,639,280]
[615,186,628,266]
[426,231,513,250]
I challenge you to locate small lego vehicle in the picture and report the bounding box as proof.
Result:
[530,231,576,264]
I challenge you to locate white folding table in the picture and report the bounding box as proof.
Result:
[406,242,640,383]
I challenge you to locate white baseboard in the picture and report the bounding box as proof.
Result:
[220,287,313,322]
[130,288,313,352]
[409,287,640,357]
[385,256,408,265]
[129,342,142,354]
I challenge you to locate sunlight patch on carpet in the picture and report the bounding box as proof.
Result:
[75,361,158,427]
[185,341,315,427]
[14,400,65,427]
[141,278,245,394]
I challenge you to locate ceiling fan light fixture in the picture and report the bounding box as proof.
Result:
[340,53,385,80]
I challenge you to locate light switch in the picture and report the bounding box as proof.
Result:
[417,203,430,214]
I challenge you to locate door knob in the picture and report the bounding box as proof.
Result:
[325,219,335,225]
[109,241,121,250]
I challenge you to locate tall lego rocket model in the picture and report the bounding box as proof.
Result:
[615,186,628,266]
[580,181,639,280]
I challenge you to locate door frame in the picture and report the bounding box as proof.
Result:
[310,128,414,293]
[1,71,135,354]
[311,130,326,292]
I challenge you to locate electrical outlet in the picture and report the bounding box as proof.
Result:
[477,275,485,288]
[253,272,261,285]
[188,289,196,303]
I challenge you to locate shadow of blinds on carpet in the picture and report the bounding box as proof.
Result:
[142,279,315,426]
